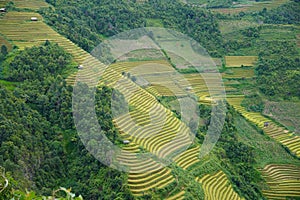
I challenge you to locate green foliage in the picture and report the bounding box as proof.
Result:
[216,106,265,200]
[95,86,124,143]
[0,45,7,56]
[41,0,225,56]
[197,104,211,135]
[149,0,224,57]
[234,115,299,168]
[241,94,264,112]
[224,26,298,56]
[0,43,133,199]
[240,26,261,38]
[186,0,236,8]
[254,1,300,25]
[2,183,83,200]
[1,1,299,199]
[170,165,205,199]
[111,89,127,118]
[0,45,8,62]
[4,43,73,82]
[177,67,199,74]
[157,96,181,118]
[256,56,300,99]
[0,80,17,91]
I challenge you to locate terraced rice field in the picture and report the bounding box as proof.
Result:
[70,57,183,195]
[222,68,255,79]
[146,80,187,97]
[219,20,258,34]
[0,11,101,85]
[174,146,201,170]
[261,164,300,199]
[196,171,244,200]
[109,62,229,103]
[111,77,194,160]
[0,0,5,7]
[0,9,177,197]
[180,74,209,102]
[109,61,188,97]
[71,57,182,196]
[128,168,175,196]
[0,0,51,10]
[88,61,202,195]
[0,12,61,50]
[102,61,232,196]
[116,142,176,196]
[146,85,176,97]
[110,60,174,74]
[211,0,289,14]
[264,101,300,134]
[0,9,269,198]
[166,190,185,200]
[227,97,300,157]
[181,73,226,104]
[225,56,258,67]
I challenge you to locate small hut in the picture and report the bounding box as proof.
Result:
[186,86,192,91]
[30,17,38,21]
[123,140,130,145]
[0,8,6,12]
[264,122,269,127]
[78,65,84,70]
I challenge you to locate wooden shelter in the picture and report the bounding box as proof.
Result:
[123,140,130,144]
[264,122,269,127]
[30,17,38,21]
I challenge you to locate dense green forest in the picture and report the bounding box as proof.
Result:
[0,43,133,199]
[253,1,300,25]
[256,56,300,99]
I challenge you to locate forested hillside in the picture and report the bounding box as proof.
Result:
[0,0,300,199]
[256,56,300,99]
[253,1,300,25]
[0,43,133,199]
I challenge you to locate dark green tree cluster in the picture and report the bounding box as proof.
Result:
[240,27,261,38]
[41,0,146,51]
[6,42,72,82]
[217,107,265,200]
[257,40,298,58]
[40,0,225,56]
[256,56,300,99]
[0,42,134,199]
[148,0,224,56]
[0,45,8,62]
[254,1,300,25]
[241,94,264,112]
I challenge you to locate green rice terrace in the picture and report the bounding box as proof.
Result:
[261,164,300,199]
[196,171,244,200]
[0,0,299,199]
